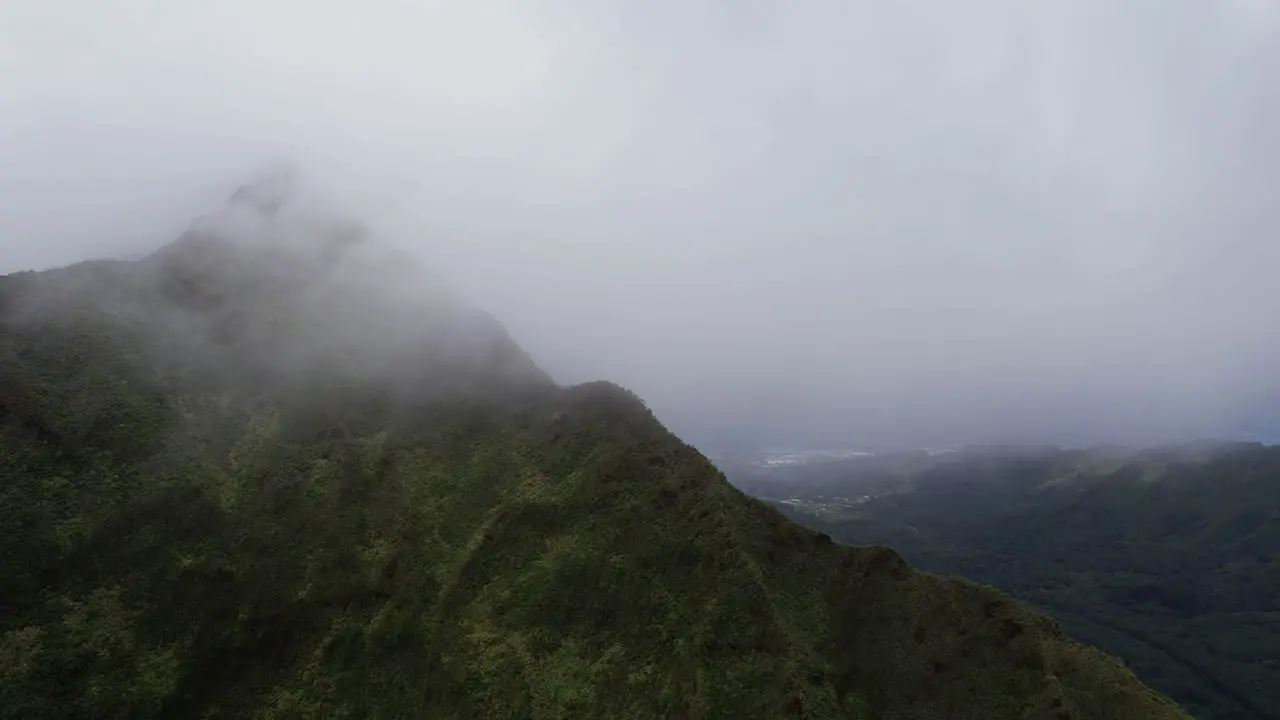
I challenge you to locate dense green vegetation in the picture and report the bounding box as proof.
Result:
[736,446,1280,720]
[0,206,1188,717]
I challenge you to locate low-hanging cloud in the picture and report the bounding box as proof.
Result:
[3,0,1279,450]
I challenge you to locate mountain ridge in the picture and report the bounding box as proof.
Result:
[0,190,1189,718]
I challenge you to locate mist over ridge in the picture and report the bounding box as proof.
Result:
[4,1,1279,450]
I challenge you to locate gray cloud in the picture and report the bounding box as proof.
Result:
[3,0,1279,450]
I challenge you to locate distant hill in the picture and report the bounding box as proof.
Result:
[734,445,1279,720]
[0,186,1187,718]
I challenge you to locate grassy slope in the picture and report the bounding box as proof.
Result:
[0,258,1188,719]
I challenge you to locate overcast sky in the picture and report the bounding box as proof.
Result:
[3,1,1279,450]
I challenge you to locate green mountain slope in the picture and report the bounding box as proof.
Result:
[0,194,1188,718]
[740,447,1279,720]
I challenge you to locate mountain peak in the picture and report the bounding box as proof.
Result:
[161,171,371,275]
[6,186,549,405]
[227,166,299,218]
[0,212,1187,718]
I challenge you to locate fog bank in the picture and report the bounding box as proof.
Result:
[3,1,1279,449]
